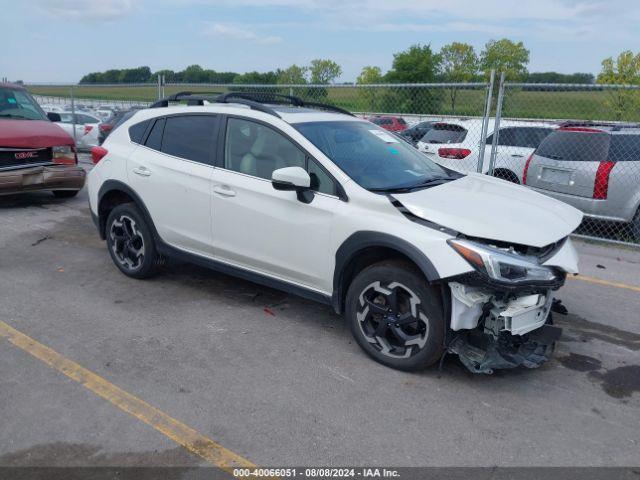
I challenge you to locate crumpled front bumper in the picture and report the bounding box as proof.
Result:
[446,281,563,374]
[0,165,86,195]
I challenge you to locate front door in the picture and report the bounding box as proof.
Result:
[211,117,338,293]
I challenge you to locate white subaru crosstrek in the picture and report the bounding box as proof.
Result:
[87,92,583,374]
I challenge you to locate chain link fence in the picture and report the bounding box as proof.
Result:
[25,76,640,246]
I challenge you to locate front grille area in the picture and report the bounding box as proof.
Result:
[0,147,53,170]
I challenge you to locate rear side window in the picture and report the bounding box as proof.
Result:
[397,118,407,125]
[161,115,218,164]
[421,124,467,144]
[129,120,150,144]
[536,130,610,162]
[609,135,640,161]
[145,118,165,150]
[495,127,553,148]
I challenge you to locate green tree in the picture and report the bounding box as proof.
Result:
[357,66,383,85]
[597,50,640,120]
[385,44,441,113]
[277,65,308,85]
[439,42,479,113]
[385,44,440,83]
[309,59,342,84]
[233,71,279,84]
[356,66,384,111]
[182,65,207,83]
[480,39,530,81]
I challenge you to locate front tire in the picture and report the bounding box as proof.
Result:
[105,203,159,279]
[345,261,445,371]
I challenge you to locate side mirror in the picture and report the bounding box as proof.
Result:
[272,166,314,204]
[47,112,61,122]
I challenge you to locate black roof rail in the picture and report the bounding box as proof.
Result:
[149,90,355,118]
[150,91,223,108]
[217,91,355,117]
[149,91,281,117]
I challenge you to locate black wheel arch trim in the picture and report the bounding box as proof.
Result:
[332,231,441,314]
[97,180,161,241]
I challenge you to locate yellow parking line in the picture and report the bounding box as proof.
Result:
[568,274,640,293]
[0,320,256,474]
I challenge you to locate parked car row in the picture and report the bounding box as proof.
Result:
[39,103,145,150]
[0,82,85,197]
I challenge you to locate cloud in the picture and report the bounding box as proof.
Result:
[201,23,283,44]
[32,0,138,21]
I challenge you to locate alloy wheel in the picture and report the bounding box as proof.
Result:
[356,281,429,359]
[109,214,146,271]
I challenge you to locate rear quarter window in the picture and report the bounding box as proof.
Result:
[536,130,610,162]
[129,120,151,144]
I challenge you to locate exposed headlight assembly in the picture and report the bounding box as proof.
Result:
[448,238,558,285]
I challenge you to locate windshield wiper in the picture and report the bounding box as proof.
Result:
[370,176,455,193]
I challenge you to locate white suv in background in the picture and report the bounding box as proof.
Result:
[87,92,582,374]
[417,119,555,183]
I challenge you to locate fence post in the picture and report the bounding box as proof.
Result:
[477,69,495,173]
[157,75,162,100]
[487,72,506,177]
[70,86,77,145]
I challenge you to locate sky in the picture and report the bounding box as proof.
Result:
[3,0,639,83]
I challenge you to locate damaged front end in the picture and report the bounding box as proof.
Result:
[444,237,573,374]
[447,282,562,374]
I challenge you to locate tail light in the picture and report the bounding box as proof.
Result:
[523,153,534,185]
[91,146,108,164]
[84,125,93,135]
[99,124,113,133]
[438,148,471,159]
[52,145,77,165]
[593,161,615,199]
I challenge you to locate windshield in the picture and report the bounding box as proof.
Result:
[295,120,451,190]
[0,87,48,120]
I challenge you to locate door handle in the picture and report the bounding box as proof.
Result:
[510,154,525,158]
[132,166,151,177]
[213,185,236,197]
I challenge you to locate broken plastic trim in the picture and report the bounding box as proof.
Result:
[448,322,562,374]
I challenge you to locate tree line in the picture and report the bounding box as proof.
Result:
[80,39,601,86]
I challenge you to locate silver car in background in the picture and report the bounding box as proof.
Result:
[524,123,640,239]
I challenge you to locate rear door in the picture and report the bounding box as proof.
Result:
[526,128,610,197]
[127,114,219,256]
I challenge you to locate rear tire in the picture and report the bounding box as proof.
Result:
[345,260,445,371]
[53,190,80,198]
[105,203,159,279]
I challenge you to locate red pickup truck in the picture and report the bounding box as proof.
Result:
[0,82,85,197]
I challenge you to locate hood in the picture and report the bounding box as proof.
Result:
[393,173,583,247]
[0,119,74,148]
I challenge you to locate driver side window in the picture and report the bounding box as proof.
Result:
[224,118,305,180]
